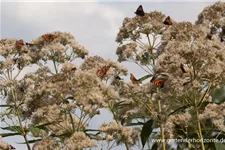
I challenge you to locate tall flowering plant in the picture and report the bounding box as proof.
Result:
[0,31,134,150]
[0,2,225,150]
[115,2,225,150]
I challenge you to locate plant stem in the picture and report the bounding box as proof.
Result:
[158,99,166,150]
[109,105,129,150]
[10,85,31,150]
[53,60,58,74]
[195,103,205,150]
[146,34,155,65]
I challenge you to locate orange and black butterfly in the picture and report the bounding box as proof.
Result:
[96,66,110,79]
[163,16,172,25]
[42,34,57,42]
[180,63,187,73]
[16,39,25,48]
[130,73,142,84]
[134,5,145,17]
[153,78,166,88]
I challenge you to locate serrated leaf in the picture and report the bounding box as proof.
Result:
[0,132,21,137]
[138,74,152,82]
[141,119,154,148]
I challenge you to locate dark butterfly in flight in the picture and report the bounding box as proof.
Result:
[163,16,173,25]
[134,5,145,17]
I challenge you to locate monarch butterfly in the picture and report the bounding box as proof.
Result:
[130,73,142,84]
[134,5,145,17]
[163,16,172,25]
[16,39,25,48]
[96,66,110,79]
[180,63,187,73]
[42,34,57,42]
[153,79,166,88]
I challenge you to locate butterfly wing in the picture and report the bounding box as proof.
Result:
[16,39,25,48]
[134,5,145,17]
[42,34,57,41]
[130,73,141,84]
[101,66,110,72]
[97,66,110,79]
[163,16,172,25]
[50,34,57,40]
[153,79,166,88]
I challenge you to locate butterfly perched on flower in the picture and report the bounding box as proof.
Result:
[134,5,145,17]
[163,16,172,25]
[130,73,142,84]
[152,78,166,88]
[42,34,57,42]
[16,39,25,48]
[96,66,110,79]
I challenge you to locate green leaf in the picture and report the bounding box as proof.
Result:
[141,119,154,148]
[29,127,41,136]
[215,142,225,150]
[17,139,42,144]
[34,122,53,130]
[126,122,145,126]
[113,101,125,110]
[138,74,152,82]
[151,142,158,150]
[212,85,225,104]
[0,104,12,108]
[1,126,22,133]
[168,105,190,116]
[0,132,21,137]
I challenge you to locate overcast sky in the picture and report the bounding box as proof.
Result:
[0,1,222,149]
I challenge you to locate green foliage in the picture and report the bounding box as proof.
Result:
[141,119,154,148]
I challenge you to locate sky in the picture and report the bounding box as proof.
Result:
[0,1,222,149]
